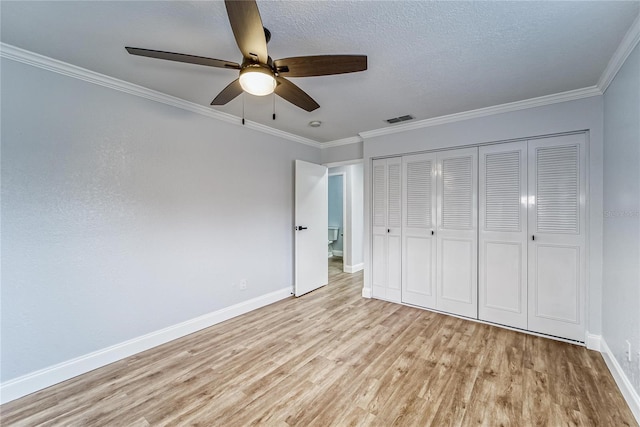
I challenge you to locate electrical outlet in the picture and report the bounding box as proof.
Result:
[626,340,632,362]
[239,279,247,290]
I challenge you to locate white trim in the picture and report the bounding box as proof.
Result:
[362,287,372,298]
[359,86,602,140]
[598,13,640,93]
[0,287,292,405]
[331,250,343,257]
[6,37,637,150]
[324,159,363,168]
[600,338,640,423]
[585,332,602,351]
[345,263,364,273]
[0,42,321,149]
[321,136,363,149]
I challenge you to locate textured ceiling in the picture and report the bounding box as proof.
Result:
[1,1,638,143]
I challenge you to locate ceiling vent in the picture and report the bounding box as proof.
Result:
[385,114,414,124]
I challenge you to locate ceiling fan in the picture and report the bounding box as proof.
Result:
[125,0,367,112]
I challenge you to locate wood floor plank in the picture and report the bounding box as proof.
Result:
[1,257,636,426]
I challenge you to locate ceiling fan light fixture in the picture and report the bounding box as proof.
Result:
[239,65,276,96]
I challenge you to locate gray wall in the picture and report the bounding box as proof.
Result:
[603,43,640,394]
[362,96,604,337]
[0,58,320,381]
[351,163,364,267]
[321,141,363,164]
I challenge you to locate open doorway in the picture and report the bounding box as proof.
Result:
[327,162,364,278]
[328,173,345,275]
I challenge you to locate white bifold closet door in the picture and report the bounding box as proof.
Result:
[478,142,528,329]
[527,134,586,341]
[436,147,478,318]
[401,153,437,308]
[371,157,402,302]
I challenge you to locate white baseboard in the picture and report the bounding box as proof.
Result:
[331,250,343,257]
[345,263,363,273]
[586,332,602,351]
[362,287,372,298]
[0,287,292,405]
[600,338,640,423]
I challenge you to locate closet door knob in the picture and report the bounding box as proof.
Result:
[431,230,435,236]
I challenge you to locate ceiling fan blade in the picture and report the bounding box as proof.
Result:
[211,79,243,105]
[274,77,320,112]
[274,55,367,77]
[224,0,268,64]
[126,47,240,69]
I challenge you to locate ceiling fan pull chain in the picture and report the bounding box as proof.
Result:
[273,92,276,120]
[242,92,245,125]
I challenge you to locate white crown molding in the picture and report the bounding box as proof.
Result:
[243,120,320,148]
[0,43,322,149]
[5,14,639,151]
[359,85,602,140]
[321,136,363,149]
[598,13,640,93]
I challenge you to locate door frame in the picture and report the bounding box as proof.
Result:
[325,159,364,275]
[328,171,348,270]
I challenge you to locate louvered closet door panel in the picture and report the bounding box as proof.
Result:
[402,153,437,308]
[371,157,402,302]
[528,134,586,342]
[371,159,388,299]
[479,142,528,329]
[386,157,402,302]
[436,147,478,318]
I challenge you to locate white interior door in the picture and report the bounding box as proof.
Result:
[402,153,437,308]
[295,160,328,297]
[527,134,586,341]
[479,142,528,329]
[436,147,478,318]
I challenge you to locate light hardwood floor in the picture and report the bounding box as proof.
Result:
[1,260,636,426]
